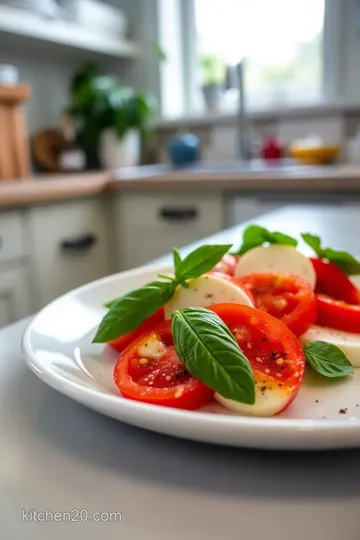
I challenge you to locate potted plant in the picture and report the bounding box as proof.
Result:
[66,62,156,169]
[199,54,225,113]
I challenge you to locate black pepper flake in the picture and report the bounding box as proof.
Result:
[260,386,267,392]
[270,351,278,360]
[339,408,347,414]
[315,400,319,403]
[278,384,283,387]
[175,369,188,379]
[205,293,214,299]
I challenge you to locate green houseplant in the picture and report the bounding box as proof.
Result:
[199,54,225,113]
[66,62,156,169]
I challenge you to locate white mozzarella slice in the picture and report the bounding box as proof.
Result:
[138,336,166,359]
[215,372,296,417]
[300,325,360,368]
[235,245,316,288]
[164,274,254,320]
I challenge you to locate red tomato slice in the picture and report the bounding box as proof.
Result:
[113,322,214,410]
[212,254,238,276]
[233,273,316,336]
[310,257,359,305]
[208,303,305,413]
[316,294,360,333]
[109,308,165,352]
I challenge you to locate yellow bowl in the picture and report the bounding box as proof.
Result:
[290,145,340,165]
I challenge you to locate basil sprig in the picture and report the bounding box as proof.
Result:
[233,224,298,256]
[172,307,255,404]
[92,244,232,343]
[301,233,360,275]
[303,341,354,379]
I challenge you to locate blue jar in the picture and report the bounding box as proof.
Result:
[168,133,200,168]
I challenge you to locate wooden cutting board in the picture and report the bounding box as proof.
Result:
[0,84,31,181]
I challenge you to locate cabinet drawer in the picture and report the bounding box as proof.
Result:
[28,199,111,307]
[121,192,223,230]
[122,225,221,270]
[0,211,25,263]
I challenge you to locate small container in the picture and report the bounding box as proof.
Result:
[168,133,200,168]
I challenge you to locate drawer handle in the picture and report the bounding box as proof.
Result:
[60,234,97,252]
[159,208,198,221]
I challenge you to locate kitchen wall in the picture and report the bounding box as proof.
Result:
[152,106,360,164]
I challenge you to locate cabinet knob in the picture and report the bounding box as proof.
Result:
[60,233,97,252]
[159,207,198,221]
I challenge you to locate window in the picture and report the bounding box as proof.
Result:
[194,0,325,112]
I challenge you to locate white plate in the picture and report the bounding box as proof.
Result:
[22,264,360,451]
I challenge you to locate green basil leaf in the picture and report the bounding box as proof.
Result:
[175,244,232,282]
[321,248,360,275]
[301,233,323,257]
[301,233,360,275]
[303,341,354,378]
[172,248,182,272]
[171,307,255,404]
[93,280,177,343]
[234,224,297,255]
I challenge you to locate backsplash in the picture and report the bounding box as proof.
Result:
[148,107,360,164]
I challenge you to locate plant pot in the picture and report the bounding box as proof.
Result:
[99,129,140,169]
[202,84,223,113]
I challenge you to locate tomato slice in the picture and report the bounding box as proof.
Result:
[233,273,316,336]
[310,258,359,305]
[208,303,305,412]
[113,322,214,410]
[316,294,360,333]
[108,308,165,353]
[212,254,238,276]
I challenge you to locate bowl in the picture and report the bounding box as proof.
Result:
[290,144,340,165]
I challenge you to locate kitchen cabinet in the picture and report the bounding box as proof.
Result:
[111,191,225,270]
[0,210,31,324]
[27,198,112,308]
[0,266,31,326]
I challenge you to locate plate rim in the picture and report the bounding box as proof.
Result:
[21,262,360,441]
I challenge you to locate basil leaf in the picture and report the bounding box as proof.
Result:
[173,248,182,272]
[234,224,297,255]
[301,233,323,257]
[171,307,255,404]
[93,280,177,343]
[303,341,354,378]
[175,244,232,282]
[321,248,360,275]
[301,233,360,275]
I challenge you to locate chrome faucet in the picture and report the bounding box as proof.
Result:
[227,60,249,161]
[236,60,249,161]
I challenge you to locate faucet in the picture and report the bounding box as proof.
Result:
[236,60,249,161]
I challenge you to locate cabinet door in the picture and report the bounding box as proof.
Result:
[28,199,111,307]
[230,197,282,225]
[112,191,224,270]
[0,266,31,326]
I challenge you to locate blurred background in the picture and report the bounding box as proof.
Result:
[0,0,359,326]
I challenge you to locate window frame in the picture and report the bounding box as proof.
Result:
[157,0,350,120]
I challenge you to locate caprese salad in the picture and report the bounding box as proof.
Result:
[92,224,360,417]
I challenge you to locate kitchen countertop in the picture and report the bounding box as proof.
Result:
[2,162,360,208]
[2,205,360,540]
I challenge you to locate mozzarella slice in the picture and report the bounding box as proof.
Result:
[235,245,316,288]
[215,371,296,417]
[300,325,360,368]
[138,336,166,359]
[164,274,254,320]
